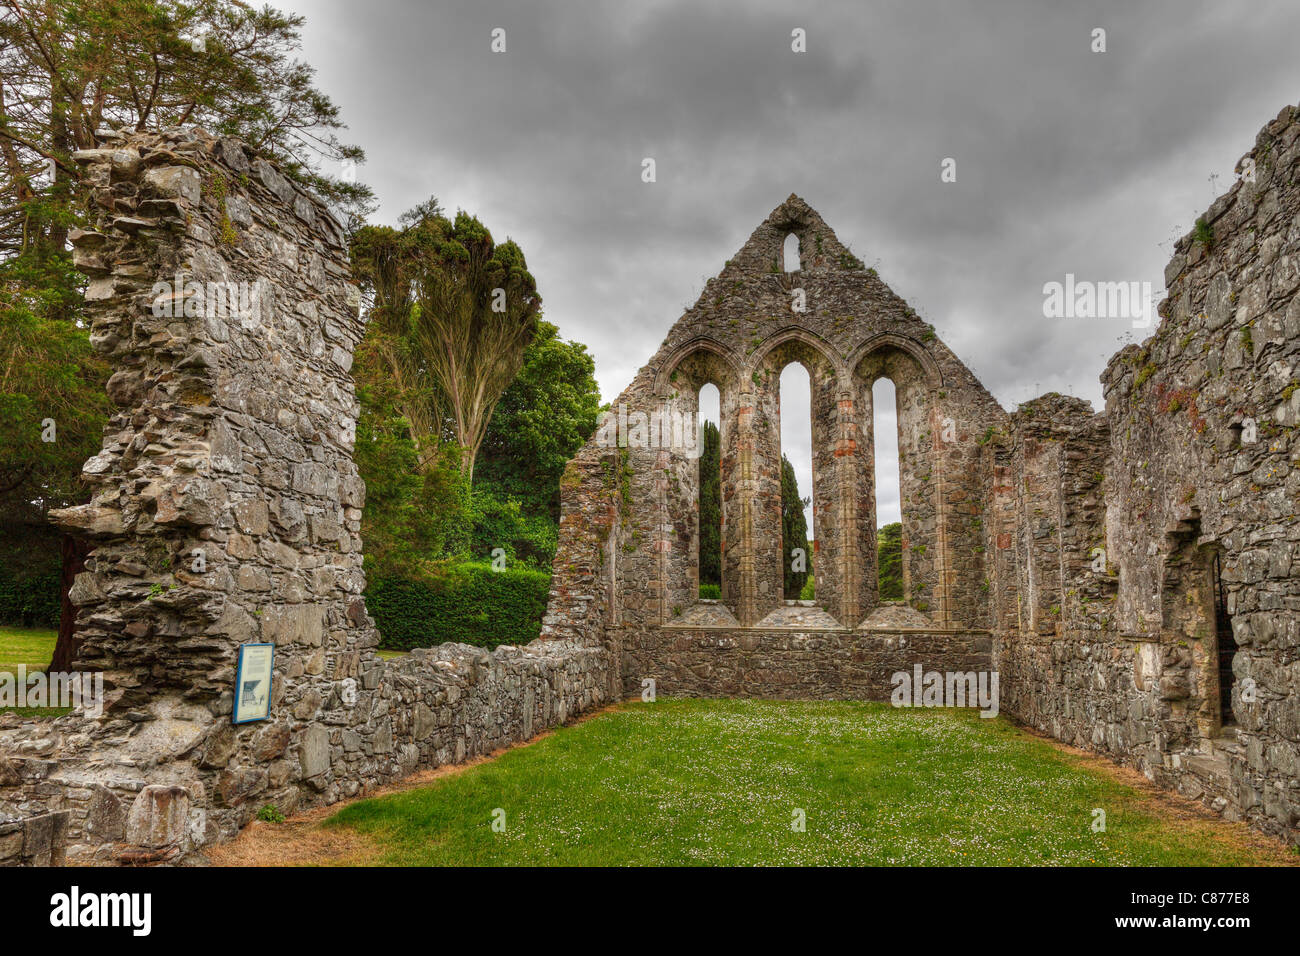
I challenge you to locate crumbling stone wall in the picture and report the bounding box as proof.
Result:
[6,100,1300,864]
[996,104,1300,842]
[553,196,1008,700]
[0,128,613,864]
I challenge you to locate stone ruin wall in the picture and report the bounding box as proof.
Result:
[0,128,613,865]
[599,197,1007,699]
[996,103,1300,842]
[4,100,1300,865]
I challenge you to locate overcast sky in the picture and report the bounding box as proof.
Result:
[279,0,1300,531]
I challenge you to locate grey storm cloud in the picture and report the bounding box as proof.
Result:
[280,0,1300,530]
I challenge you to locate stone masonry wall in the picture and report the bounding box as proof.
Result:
[0,127,613,864]
[545,195,1009,704]
[624,626,992,700]
[6,102,1300,863]
[997,104,1300,843]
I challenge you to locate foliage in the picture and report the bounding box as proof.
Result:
[475,321,601,524]
[467,491,557,570]
[697,420,720,587]
[353,338,471,581]
[1193,216,1214,249]
[256,804,286,824]
[0,565,60,629]
[367,563,550,651]
[0,253,111,507]
[781,455,810,599]
[878,521,903,600]
[0,0,374,250]
[698,583,720,600]
[351,200,541,481]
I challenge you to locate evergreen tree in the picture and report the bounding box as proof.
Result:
[781,455,810,599]
[877,521,903,600]
[698,421,721,588]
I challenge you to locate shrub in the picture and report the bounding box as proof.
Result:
[468,491,557,569]
[699,583,720,600]
[368,562,551,651]
[0,566,61,629]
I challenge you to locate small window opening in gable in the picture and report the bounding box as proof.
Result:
[783,233,801,272]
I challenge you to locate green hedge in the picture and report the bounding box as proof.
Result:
[368,562,551,651]
[0,567,61,629]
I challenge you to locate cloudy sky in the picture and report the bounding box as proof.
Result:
[280,0,1300,530]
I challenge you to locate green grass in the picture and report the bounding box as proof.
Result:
[324,699,1282,866]
[0,626,56,673]
[0,626,68,717]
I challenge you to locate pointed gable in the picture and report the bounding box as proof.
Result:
[720,194,865,277]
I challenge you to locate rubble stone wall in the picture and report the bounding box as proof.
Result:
[6,100,1300,864]
[623,626,993,700]
[995,104,1300,842]
[0,128,614,864]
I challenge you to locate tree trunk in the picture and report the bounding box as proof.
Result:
[49,534,89,673]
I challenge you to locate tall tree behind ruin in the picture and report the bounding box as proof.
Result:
[414,212,541,482]
[354,203,542,483]
[781,455,811,599]
[697,421,721,588]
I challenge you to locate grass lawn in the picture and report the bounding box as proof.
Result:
[316,699,1295,867]
[0,626,68,718]
[0,625,56,673]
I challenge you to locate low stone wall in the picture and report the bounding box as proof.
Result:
[998,631,1184,773]
[0,639,611,863]
[996,629,1254,823]
[623,626,993,700]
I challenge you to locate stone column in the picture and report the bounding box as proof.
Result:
[853,384,879,621]
[723,383,782,626]
[809,373,850,624]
